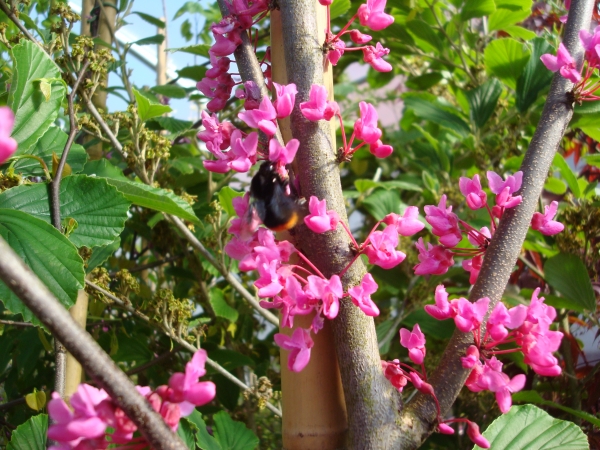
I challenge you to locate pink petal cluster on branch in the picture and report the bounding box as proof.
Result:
[0,106,18,164]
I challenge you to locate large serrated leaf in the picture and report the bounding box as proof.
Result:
[488,0,533,32]
[0,175,131,248]
[516,38,554,112]
[544,253,596,312]
[403,95,470,136]
[105,179,199,223]
[4,126,88,177]
[513,391,600,427]
[8,40,66,152]
[188,410,221,450]
[484,38,530,90]
[461,0,495,20]
[7,413,47,450]
[209,289,239,323]
[213,410,259,450]
[474,404,589,449]
[465,78,503,128]
[0,209,84,324]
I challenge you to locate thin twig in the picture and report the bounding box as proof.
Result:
[85,279,282,417]
[0,0,47,54]
[0,319,34,327]
[0,397,26,412]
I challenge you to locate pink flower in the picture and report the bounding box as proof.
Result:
[459,174,487,210]
[0,107,17,164]
[300,84,340,121]
[229,130,258,172]
[304,196,340,233]
[348,273,380,316]
[487,170,522,195]
[382,360,408,391]
[362,43,392,72]
[357,0,394,31]
[167,349,217,414]
[354,101,382,144]
[255,260,285,297]
[466,421,490,449]
[364,225,406,269]
[531,201,564,235]
[350,29,372,44]
[461,345,480,368]
[327,39,346,65]
[369,139,393,158]
[424,285,454,320]
[540,43,581,83]
[579,26,600,68]
[227,193,261,240]
[319,0,333,4]
[438,423,455,435]
[238,95,278,135]
[274,327,314,372]
[424,195,462,247]
[205,52,231,78]
[399,324,426,365]
[306,274,343,319]
[197,111,236,152]
[383,207,424,236]
[414,238,454,276]
[453,297,489,333]
[269,138,299,165]
[480,358,526,413]
[273,82,298,119]
[462,254,483,285]
[210,22,242,56]
[487,302,527,342]
[409,372,434,395]
[235,80,261,110]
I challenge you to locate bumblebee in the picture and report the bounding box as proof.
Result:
[250,162,300,231]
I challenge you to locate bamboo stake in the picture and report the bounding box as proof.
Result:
[271,4,348,448]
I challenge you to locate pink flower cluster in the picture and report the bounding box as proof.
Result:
[381,323,491,448]
[415,171,563,284]
[321,0,394,72]
[300,85,393,159]
[425,285,563,413]
[0,106,17,164]
[47,350,216,449]
[541,26,600,100]
[225,194,423,372]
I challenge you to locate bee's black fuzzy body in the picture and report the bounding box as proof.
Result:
[250,162,299,231]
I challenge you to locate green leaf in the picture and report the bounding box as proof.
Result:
[152,117,193,134]
[553,153,582,198]
[209,349,255,371]
[330,0,351,19]
[585,154,600,168]
[488,0,533,31]
[474,404,589,449]
[461,0,496,21]
[544,253,596,312]
[87,238,121,273]
[82,158,128,180]
[0,209,84,324]
[173,1,205,19]
[150,84,187,99]
[133,88,172,121]
[132,11,165,28]
[105,178,199,223]
[218,187,244,217]
[0,175,131,248]
[210,289,239,323]
[362,189,401,220]
[406,20,442,52]
[402,308,455,340]
[465,78,503,128]
[177,65,207,81]
[516,38,555,112]
[8,40,66,152]
[213,410,259,450]
[5,126,88,177]
[503,25,536,40]
[188,410,222,450]
[544,177,567,195]
[513,391,600,428]
[485,38,530,89]
[133,34,165,46]
[7,413,47,450]
[167,44,212,56]
[177,417,198,449]
[403,95,470,136]
[405,72,444,90]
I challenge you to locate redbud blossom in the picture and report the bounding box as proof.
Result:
[487,302,527,342]
[399,324,426,365]
[362,42,392,72]
[369,139,393,158]
[382,360,408,391]
[269,138,299,165]
[274,327,314,372]
[304,196,340,233]
[461,345,480,368]
[462,254,483,285]
[424,195,462,247]
[364,225,406,269]
[273,82,298,119]
[238,95,278,135]
[480,358,526,413]
[306,274,343,319]
[350,29,372,44]
[579,26,600,68]
[383,207,424,236]
[438,423,455,435]
[328,40,346,65]
[414,238,454,276]
[357,0,395,31]
[531,201,564,235]
[453,297,489,333]
[487,170,522,196]
[424,284,453,320]
[459,174,487,210]
[300,84,340,121]
[409,372,434,395]
[348,273,380,316]
[540,43,581,83]
[167,349,217,414]
[0,107,18,164]
[319,0,333,4]
[354,101,382,144]
[229,130,258,172]
[467,421,490,448]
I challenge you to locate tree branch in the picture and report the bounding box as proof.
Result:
[0,0,47,54]
[0,237,187,450]
[400,0,596,446]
